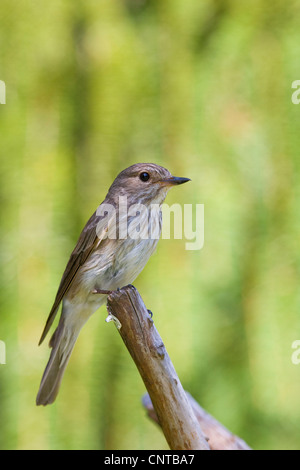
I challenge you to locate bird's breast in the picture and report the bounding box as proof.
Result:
[81,206,162,293]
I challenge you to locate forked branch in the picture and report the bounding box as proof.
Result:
[105,285,251,451]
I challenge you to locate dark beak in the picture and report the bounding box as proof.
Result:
[161,176,191,186]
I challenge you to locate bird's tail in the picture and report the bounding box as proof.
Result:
[36,319,78,406]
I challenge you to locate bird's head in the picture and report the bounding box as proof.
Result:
[107,163,190,205]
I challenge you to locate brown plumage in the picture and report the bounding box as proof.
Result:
[36,163,190,406]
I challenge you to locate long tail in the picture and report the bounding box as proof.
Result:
[36,319,78,406]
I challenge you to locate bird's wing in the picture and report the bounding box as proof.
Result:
[39,210,111,345]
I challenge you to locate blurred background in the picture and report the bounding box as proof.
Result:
[0,0,300,450]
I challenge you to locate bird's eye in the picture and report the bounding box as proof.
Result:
[139,172,150,182]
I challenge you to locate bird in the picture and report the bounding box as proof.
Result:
[36,163,190,406]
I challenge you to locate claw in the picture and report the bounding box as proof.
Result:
[147,309,153,318]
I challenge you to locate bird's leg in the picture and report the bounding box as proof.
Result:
[92,286,124,295]
[92,288,113,295]
[93,285,134,296]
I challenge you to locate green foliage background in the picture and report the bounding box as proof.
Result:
[1,0,300,450]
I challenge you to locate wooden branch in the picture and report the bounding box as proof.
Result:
[105,285,210,451]
[142,392,252,451]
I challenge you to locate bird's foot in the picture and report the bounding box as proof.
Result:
[93,285,134,296]
[92,288,113,295]
[147,309,153,318]
[105,313,122,330]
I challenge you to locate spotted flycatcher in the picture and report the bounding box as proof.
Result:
[36,163,190,405]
